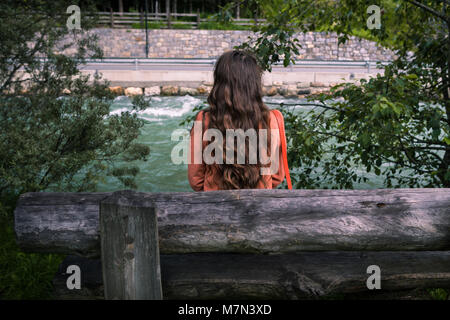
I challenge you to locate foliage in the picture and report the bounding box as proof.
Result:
[0,203,63,299]
[0,0,151,200]
[131,21,166,29]
[428,288,449,300]
[199,21,251,30]
[132,21,198,30]
[236,0,301,70]
[211,2,236,23]
[0,0,150,299]
[178,102,209,127]
[236,0,450,188]
[281,63,449,189]
[170,23,195,29]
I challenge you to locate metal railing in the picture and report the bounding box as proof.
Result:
[79,58,388,72]
[85,58,217,65]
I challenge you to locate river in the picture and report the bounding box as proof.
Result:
[96,95,388,192]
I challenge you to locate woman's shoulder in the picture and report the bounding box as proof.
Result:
[270,108,283,119]
[195,108,211,120]
[269,109,283,129]
[193,108,211,129]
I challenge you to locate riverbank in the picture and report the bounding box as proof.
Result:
[108,82,333,98]
[12,58,384,97]
[77,59,384,98]
[106,76,363,98]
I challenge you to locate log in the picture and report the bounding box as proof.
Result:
[15,192,110,257]
[14,189,450,257]
[53,251,450,299]
[53,255,104,300]
[100,197,162,299]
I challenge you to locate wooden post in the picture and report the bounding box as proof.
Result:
[196,8,200,28]
[110,7,114,28]
[172,0,177,21]
[100,193,162,300]
[118,0,123,16]
[166,0,171,28]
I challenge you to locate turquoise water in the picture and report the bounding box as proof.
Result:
[96,95,387,192]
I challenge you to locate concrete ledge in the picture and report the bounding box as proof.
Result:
[88,69,382,97]
[13,67,383,98]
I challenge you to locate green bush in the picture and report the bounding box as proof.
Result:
[198,21,250,30]
[131,22,166,29]
[428,288,449,300]
[0,1,151,299]
[171,23,194,29]
[131,19,251,30]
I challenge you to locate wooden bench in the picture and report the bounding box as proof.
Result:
[14,189,450,299]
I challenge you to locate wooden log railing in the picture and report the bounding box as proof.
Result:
[91,12,267,28]
[14,189,450,300]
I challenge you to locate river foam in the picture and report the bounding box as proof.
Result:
[111,95,203,121]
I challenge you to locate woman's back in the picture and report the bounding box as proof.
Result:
[188,108,285,191]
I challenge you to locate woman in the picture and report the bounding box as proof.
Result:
[188,50,287,191]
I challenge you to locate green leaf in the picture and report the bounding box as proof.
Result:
[444,137,450,145]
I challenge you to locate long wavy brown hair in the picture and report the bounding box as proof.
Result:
[203,50,272,189]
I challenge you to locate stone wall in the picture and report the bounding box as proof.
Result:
[90,28,394,61]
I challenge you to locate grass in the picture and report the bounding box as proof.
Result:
[198,21,252,30]
[132,22,165,29]
[131,20,251,30]
[428,288,449,300]
[0,201,64,300]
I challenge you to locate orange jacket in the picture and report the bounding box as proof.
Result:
[188,110,286,191]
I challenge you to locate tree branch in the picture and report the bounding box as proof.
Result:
[405,0,449,23]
